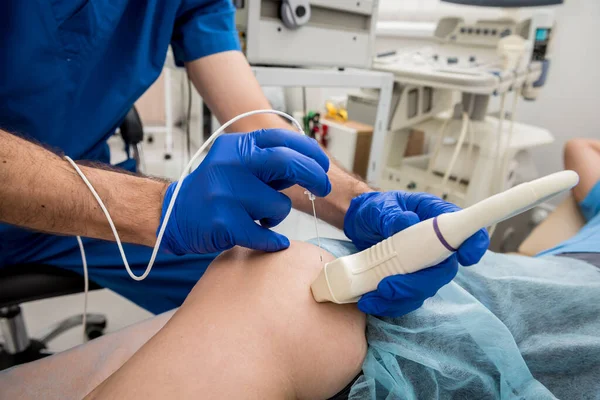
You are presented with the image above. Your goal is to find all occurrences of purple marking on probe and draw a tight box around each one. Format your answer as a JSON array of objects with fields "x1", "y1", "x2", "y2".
[{"x1": 433, "y1": 217, "x2": 457, "y2": 252}]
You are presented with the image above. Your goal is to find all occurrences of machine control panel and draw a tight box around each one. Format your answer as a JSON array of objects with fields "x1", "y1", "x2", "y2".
[
  {"x1": 435, "y1": 17, "x2": 519, "y2": 48},
  {"x1": 453, "y1": 22, "x2": 516, "y2": 45}
]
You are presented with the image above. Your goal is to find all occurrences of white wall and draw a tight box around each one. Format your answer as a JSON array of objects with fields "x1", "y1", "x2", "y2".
[{"x1": 516, "y1": 0, "x2": 600, "y2": 176}]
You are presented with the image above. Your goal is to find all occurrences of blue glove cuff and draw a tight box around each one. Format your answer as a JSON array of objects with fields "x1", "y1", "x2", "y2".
[
  {"x1": 157, "y1": 182, "x2": 188, "y2": 256},
  {"x1": 343, "y1": 192, "x2": 378, "y2": 247}
]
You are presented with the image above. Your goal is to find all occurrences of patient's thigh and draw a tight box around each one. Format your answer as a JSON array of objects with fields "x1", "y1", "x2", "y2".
[
  {"x1": 0, "y1": 311, "x2": 174, "y2": 400},
  {"x1": 87, "y1": 241, "x2": 367, "y2": 399}
]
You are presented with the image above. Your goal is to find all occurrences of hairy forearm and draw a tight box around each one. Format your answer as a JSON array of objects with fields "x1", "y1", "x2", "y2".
[
  {"x1": 0, "y1": 130, "x2": 167, "y2": 246},
  {"x1": 187, "y1": 51, "x2": 372, "y2": 230},
  {"x1": 282, "y1": 160, "x2": 372, "y2": 230}
]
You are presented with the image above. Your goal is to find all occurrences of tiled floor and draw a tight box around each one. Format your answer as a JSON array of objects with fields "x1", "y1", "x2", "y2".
[{"x1": 4, "y1": 128, "x2": 346, "y2": 353}]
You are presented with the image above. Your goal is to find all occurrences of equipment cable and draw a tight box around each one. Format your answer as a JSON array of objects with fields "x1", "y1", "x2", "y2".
[
  {"x1": 65, "y1": 109, "x2": 308, "y2": 341},
  {"x1": 442, "y1": 112, "x2": 470, "y2": 187}
]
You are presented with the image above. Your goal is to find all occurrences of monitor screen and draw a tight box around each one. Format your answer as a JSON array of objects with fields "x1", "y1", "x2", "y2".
[
  {"x1": 536, "y1": 28, "x2": 549, "y2": 41},
  {"x1": 442, "y1": 0, "x2": 563, "y2": 7}
]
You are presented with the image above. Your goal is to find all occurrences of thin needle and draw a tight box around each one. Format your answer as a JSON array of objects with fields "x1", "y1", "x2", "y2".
[
  {"x1": 305, "y1": 191, "x2": 324, "y2": 263},
  {"x1": 311, "y1": 198, "x2": 323, "y2": 263}
]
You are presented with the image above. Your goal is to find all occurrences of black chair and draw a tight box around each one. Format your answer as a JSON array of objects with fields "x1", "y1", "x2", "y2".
[
  {"x1": 0, "y1": 106, "x2": 145, "y2": 371},
  {"x1": 0, "y1": 265, "x2": 106, "y2": 370},
  {"x1": 119, "y1": 106, "x2": 145, "y2": 172}
]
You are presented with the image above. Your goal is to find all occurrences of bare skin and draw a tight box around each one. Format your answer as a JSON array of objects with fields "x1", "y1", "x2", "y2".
[
  {"x1": 0, "y1": 242, "x2": 366, "y2": 400},
  {"x1": 0, "y1": 51, "x2": 370, "y2": 246},
  {"x1": 564, "y1": 138, "x2": 600, "y2": 202},
  {"x1": 0, "y1": 311, "x2": 175, "y2": 400},
  {"x1": 0, "y1": 129, "x2": 167, "y2": 247},
  {"x1": 85, "y1": 241, "x2": 367, "y2": 400}
]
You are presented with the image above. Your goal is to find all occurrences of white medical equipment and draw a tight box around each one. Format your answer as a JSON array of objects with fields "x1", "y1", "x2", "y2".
[
  {"x1": 364, "y1": 0, "x2": 561, "y2": 208},
  {"x1": 64, "y1": 109, "x2": 321, "y2": 340},
  {"x1": 311, "y1": 170, "x2": 578, "y2": 304},
  {"x1": 443, "y1": 0, "x2": 562, "y2": 6},
  {"x1": 279, "y1": 0, "x2": 311, "y2": 29},
  {"x1": 234, "y1": 0, "x2": 379, "y2": 68}
]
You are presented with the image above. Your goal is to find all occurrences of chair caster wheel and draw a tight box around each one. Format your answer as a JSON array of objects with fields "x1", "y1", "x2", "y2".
[{"x1": 85, "y1": 322, "x2": 106, "y2": 341}]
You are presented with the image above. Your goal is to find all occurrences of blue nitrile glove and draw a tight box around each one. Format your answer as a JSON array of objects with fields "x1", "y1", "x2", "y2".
[
  {"x1": 344, "y1": 191, "x2": 489, "y2": 317},
  {"x1": 160, "y1": 129, "x2": 331, "y2": 254}
]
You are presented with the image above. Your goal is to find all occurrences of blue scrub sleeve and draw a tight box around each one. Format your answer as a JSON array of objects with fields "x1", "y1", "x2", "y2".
[
  {"x1": 171, "y1": 0, "x2": 241, "y2": 66},
  {"x1": 580, "y1": 180, "x2": 600, "y2": 222}
]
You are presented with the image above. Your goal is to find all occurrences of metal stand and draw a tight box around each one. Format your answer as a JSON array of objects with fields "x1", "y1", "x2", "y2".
[
  {"x1": 0, "y1": 305, "x2": 106, "y2": 371},
  {"x1": 0, "y1": 306, "x2": 30, "y2": 354},
  {"x1": 251, "y1": 66, "x2": 394, "y2": 186},
  {"x1": 164, "y1": 67, "x2": 173, "y2": 160}
]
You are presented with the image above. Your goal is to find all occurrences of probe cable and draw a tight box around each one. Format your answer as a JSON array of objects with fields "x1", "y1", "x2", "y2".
[
  {"x1": 500, "y1": 88, "x2": 520, "y2": 192},
  {"x1": 65, "y1": 109, "x2": 322, "y2": 340}
]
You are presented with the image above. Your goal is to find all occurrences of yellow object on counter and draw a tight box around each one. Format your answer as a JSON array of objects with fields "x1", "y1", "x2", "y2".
[{"x1": 325, "y1": 101, "x2": 348, "y2": 122}]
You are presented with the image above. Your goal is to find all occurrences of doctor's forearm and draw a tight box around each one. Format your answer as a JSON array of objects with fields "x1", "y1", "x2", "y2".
[
  {"x1": 0, "y1": 130, "x2": 166, "y2": 246},
  {"x1": 283, "y1": 162, "x2": 372, "y2": 230}
]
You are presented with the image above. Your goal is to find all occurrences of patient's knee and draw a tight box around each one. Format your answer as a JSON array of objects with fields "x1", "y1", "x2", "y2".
[{"x1": 191, "y1": 241, "x2": 367, "y2": 399}]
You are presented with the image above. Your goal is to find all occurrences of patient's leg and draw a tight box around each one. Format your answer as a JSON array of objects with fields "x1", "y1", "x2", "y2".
[
  {"x1": 0, "y1": 311, "x2": 174, "y2": 400},
  {"x1": 86, "y1": 241, "x2": 367, "y2": 399},
  {"x1": 564, "y1": 138, "x2": 600, "y2": 202}
]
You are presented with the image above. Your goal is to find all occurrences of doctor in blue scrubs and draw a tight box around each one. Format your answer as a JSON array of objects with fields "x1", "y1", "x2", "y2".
[{"x1": 0, "y1": 0, "x2": 489, "y2": 317}]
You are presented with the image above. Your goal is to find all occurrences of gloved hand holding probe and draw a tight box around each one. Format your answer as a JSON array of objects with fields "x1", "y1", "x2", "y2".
[
  {"x1": 160, "y1": 129, "x2": 331, "y2": 254},
  {"x1": 344, "y1": 191, "x2": 490, "y2": 317}
]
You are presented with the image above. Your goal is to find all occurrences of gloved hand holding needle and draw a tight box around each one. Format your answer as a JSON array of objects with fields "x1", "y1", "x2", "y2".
[
  {"x1": 157, "y1": 126, "x2": 489, "y2": 319},
  {"x1": 158, "y1": 128, "x2": 488, "y2": 319},
  {"x1": 159, "y1": 129, "x2": 331, "y2": 254}
]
